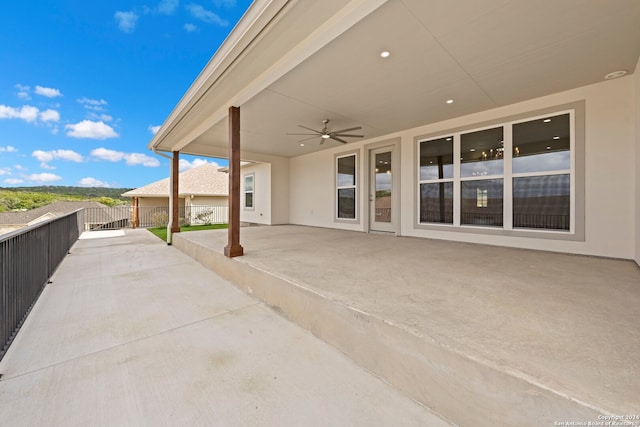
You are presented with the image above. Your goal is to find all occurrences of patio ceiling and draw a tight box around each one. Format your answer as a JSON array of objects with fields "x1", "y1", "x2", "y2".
[{"x1": 149, "y1": 0, "x2": 640, "y2": 161}]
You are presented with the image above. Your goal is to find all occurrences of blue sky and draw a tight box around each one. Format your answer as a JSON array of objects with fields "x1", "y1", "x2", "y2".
[{"x1": 0, "y1": 0, "x2": 252, "y2": 189}]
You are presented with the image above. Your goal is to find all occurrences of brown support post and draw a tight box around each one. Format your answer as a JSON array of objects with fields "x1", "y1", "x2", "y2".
[
  {"x1": 132, "y1": 197, "x2": 139, "y2": 228},
  {"x1": 224, "y1": 106, "x2": 244, "y2": 257},
  {"x1": 170, "y1": 151, "x2": 181, "y2": 233}
]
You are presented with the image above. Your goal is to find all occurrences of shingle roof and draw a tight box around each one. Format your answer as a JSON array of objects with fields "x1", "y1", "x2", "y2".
[
  {"x1": 122, "y1": 163, "x2": 229, "y2": 198},
  {"x1": 0, "y1": 201, "x2": 110, "y2": 225}
]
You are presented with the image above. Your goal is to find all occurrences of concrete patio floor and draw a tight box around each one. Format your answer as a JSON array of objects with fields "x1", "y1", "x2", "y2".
[
  {"x1": 0, "y1": 229, "x2": 449, "y2": 426},
  {"x1": 174, "y1": 225, "x2": 640, "y2": 427}
]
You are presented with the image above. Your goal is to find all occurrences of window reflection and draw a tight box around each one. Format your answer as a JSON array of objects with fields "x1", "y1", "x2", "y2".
[
  {"x1": 420, "y1": 182, "x2": 453, "y2": 224},
  {"x1": 338, "y1": 188, "x2": 355, "y2": 219},
  {"x1": 337, "y1": 155, "x2": 356, "y2": 187},
  {"x1": 461, "y1": 179, "x2": 503, "y2": 226},
  {"x1": 460, "y1": 127, "x2": 504, "y2": 177},
  {"x1": 420, "y1": 137, "x2": 453, "y2": 180},
  {"x1": 513, "y1": 174, "x2": 569, "y2": 230},
  {"x1": 513, "y1": 114, "x2": 570, "y2": 173}
]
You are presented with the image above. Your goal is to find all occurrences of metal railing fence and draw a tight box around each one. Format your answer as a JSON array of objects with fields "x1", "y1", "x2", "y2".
[
  {"x1": 1, "y1": 210, "x2": 84, "y2": 361},
  {"x1": 83, "y1": 205, "x2": 229, "y2": 230}
]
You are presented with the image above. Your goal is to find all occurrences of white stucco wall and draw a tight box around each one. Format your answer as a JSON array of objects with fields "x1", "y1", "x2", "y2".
[
  {"x1": 190, "y1": 196, "x2": 228, "y2": 207},
  {"x1": 138, "y1": 197, "x2": 185, "y2": 208},
  {"x1": 240, "y1": 162, "x2": 272, "y2": 224},
  {"x1": 289, "y1": 77, "x2": 637, "y2": 259},
  {"x1": 634, "y1": 56, "x2": 640, "y2": 266}
]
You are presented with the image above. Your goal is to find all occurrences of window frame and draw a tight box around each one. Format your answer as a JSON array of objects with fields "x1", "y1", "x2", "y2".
[
  {"x1": 243, "y1": 173, "x2": 255, "y2": 211},
  {"x1": 414, "y1": 101, "x2": 584, "y2": 241},
  {"x1": 334, "y1": 150, "x2": 359, "y2": 223}
]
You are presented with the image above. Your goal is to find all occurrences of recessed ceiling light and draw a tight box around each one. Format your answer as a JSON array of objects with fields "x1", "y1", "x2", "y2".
[
  {"x1": 543, "y1": 119, "x2": 551, "y2": 123},
  {"x1": 546, "y1": 146, "x2": 551, "y2": 150},
  {"x1": 446, "y1": 99, "x2": 454, "y2": 104},
  {"x1": 469, "y1": 148, "x2": 476, "y2": 152},
  {"x1": 446, "y1": 137, "x2": 452, "y2": 141},
  {"x1": 553, "y1": 136, "x2": 560, "y2": 140},
  {"x1": 604, "y1": 70, "x2": 627, "y2": 80},
  {"x1": 380, "y1": 51, "x2": 390, "y2": 58},
  {"x1": 300, "y1": 143, "x2": 305, "y2": 147}
]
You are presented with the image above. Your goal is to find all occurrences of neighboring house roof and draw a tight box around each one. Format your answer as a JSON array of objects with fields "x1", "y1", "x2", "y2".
[
  {"x1": 122, "y1": 163, "x2": 229, "y2": 198},
  {"x1": 0, "y1": 201, "x2": 110, "y2": 226}
]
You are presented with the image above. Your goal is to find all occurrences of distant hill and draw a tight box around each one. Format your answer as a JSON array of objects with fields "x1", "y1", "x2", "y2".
[{"x1": 0, "y1": 186, "x2": 133, "y2": 212}]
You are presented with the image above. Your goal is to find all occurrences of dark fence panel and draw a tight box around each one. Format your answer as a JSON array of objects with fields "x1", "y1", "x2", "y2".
[{"x1": 0, "y1": 210, "x2": 83, "y2": 362}]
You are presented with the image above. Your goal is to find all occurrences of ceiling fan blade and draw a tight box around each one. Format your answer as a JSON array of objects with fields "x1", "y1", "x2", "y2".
[
  {"x1": 333, "y1": 134, "x2": 364, "y2": 138},
  {"x1": 330, "y1": 136, "x2": 349, "y2": 144},
  {"x1": 298, "y1": 125, "x2": 323, "y2": 134},
  {"x1": 287, "y1": 132, "x2": 320, "y2": 136},
  {"x1": 331, "y1": 126, "x2": 362, "y2": 134},
  {"x1": 297, "y1": 135, "x2": 322, "y2": 143}
]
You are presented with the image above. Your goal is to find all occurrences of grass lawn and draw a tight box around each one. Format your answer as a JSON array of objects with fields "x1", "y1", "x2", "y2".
[{"x1": 148, "y1": 223, "x2": 228, "y2": 241}]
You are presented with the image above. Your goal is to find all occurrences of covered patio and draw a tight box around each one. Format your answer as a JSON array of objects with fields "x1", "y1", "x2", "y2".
[{"x1": 174, "y1": 225, "x2": 640, "y2": 426}]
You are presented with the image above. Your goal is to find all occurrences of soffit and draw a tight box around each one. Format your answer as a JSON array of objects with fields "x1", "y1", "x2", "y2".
[{"x1": 163, "y1": 0, "x2": 640, "y2": 160}]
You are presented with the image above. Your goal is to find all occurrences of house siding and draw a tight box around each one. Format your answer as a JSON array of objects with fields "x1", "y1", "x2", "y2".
[{"x1": 289, "y1": 77, "x2": 637, "y2": 259}]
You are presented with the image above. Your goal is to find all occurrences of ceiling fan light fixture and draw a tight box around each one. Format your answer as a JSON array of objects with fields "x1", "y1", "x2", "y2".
[
  {"x1": 321, "y1": 134, "x2": 331, "y2": 139},
  {"x1": 604, "y1": 70, "x2": 627, "y2": 80}
]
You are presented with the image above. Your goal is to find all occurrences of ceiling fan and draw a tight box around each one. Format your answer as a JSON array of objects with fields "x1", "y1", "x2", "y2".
[{"x1": 288, "y1": 119, "x2": 364, "y2": 144}]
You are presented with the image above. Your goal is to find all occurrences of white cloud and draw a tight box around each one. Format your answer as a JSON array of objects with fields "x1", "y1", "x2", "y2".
[
  {"x1": 40, "y1": 162, "x2": 56, "y2": 170},
  {"x1": 158, "y1": 0, "x2": 179, "y2": 14},
  {"x1": 148, "y1": 124, "x2": 161, "y2": 134},
  {"x1": 91, "y1": 147, "x2": 160, "y2": 167},
  {"x1": 179, "y1": 158, "x2": 219, "y2": 172},
  {"x1": 65, "y1": 120, "x2": 119, "y2": 139},
  {"x1": 40, "y1": 109, "x2": 60, "y2": 122},
  {"x1": 26, "y1": 173, "x2": 62, "y2": 183},
  {"x1": 0, "y1": 146, "x2": 17, "y2": 153},
  {"x1": 124, "y1": 153, "x2": 160, "y2": 167},
  {"x1": 4, "y1": 178, "x2": 24, "y2": 184},
  {"x1": 186, "y1": 4, "x2": 229, "y2": 26},
  {"x1": 34, "y1": 85, "x2": 62, "y2": 98},
  {"x1": 32, "y1": 149, "x2": 83, "y2": 163},
  {"x1": 78, "y1": 97, "x2": 108, "y2": 111},
  {"x1": 15, "y1": 84, "x2": 31, "y2": 100},
  {"x1": 184, "y1": 23, "x2": 198, "y2": 32},
  {"x1": 0, "y1": 105, "x2": 39, "y2": 122},
  {"x1": 0, "y1": 105, "x2": 59, "y2": 124},
  {"x1": 91, "y1": 147, "x2": 124, "y2": 162},
  {"x1": 88, "y1": 112, "x2": 113, "y2": 122},
  {"x1": 115, "y1": 11, "x2": 138, "y2": 33},
  {"x1": 14, "y1": 164, "x2": 26, "y2": 171},
  {"x1": 78, "y1": 177, "x2": 111, "y2": 187},
  {"x1": 0, "y1": 168, "x2": 12, "y2": 175}
]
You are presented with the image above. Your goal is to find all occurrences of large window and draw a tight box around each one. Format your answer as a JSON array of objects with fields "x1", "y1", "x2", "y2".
[
  {"x1": 417, "y1": 108, "x2": 576, "y2": 235},
  {"x1": 336, "y1": 153, "x2": 357, "y2": 220}
]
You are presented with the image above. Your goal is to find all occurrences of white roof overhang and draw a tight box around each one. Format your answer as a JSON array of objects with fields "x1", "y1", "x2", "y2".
[{"x1": 149, "y1": 0, "x2": 640, "y2": 161}]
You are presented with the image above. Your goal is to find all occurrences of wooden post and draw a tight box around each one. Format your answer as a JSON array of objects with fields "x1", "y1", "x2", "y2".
[
  {"x1": 224, "y1": 106, "x2": 244, "y2": 257},
  {"x1": 170, "y1": 151, "x2": 180, "y2": 234},
  {"x1": 132, "y1": 197, "x2": 139, "y2": 228}
]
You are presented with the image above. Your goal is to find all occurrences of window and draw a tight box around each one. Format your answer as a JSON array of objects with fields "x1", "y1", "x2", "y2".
[
  {"x1": 460, "y1": 127, "x2": 504, "y2": 227},
  {"x1": 512, "y1": 113, "x2": 570, "y2": 230},
  {"x1": 419, "y1": 137, "x2": 453, "y2": 224},
  {"x1": 336, "y1": 153, "x2": 357, "y2": 220},
  {"x1": 417, "y1": 106, "x2": 579, "y2": 237},
  {"x1": 244, "y1": 174, "x2": 254, "y2": 209}
]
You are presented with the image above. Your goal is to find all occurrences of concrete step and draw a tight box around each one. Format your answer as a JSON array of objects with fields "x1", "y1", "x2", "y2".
[{"x1": 174, "y1": 233, "x2": 613, "y2": 427}]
